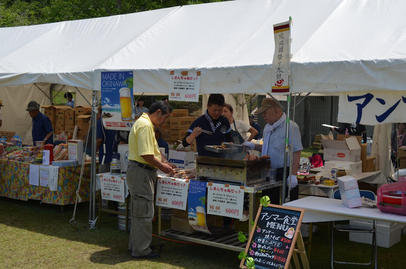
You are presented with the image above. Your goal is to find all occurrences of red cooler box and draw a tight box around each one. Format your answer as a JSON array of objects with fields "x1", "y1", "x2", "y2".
[{"x1": 377, "y1": 181, "x2": 406, "y2": 215}]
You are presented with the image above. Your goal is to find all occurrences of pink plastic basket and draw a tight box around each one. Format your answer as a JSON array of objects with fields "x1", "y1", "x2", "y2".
[{"x1": 377, "y1": 181, "x2": 406, "y2": 216}]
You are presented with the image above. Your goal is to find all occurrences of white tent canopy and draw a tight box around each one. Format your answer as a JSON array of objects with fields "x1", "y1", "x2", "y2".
[{"x1": 1, "y1": 0, "x2": 406, "y2": 94}]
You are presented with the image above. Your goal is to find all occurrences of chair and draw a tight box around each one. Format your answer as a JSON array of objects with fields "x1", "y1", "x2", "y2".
[{"x1": 330, "y1": 189, "x2": 377, "y2": 269}]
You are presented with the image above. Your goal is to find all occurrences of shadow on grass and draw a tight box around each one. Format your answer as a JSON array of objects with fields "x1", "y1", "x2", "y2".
[{"x1": 0, "y1": 197, "x2": 239, "y2": 268}]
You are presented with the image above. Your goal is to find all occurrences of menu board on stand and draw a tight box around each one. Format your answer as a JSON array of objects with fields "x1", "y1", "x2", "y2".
[{"x1": 240, "y1": 204, "x2": 306, "y2": 269}]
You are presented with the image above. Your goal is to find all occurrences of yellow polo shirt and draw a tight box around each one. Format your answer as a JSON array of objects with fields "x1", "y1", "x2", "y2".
[{"x1": 128, "y1": 113, "x2": 161, "y2": 165}]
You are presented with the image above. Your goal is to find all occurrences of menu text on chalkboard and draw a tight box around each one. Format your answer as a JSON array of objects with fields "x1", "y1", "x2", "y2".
[{"x1": 240, "y1": 204, "x2": 304, "y2": 269}]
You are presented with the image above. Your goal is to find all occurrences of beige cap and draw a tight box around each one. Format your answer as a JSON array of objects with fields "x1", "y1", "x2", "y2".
[{"x1": 257, "y1": 98, "x2": 282, "y2": 114}]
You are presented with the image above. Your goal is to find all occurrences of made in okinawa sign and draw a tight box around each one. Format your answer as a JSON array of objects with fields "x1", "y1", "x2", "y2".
[
  {"x1": 338, "y1": 91, "x2": 406, "y2": 125},
  {"x1": 240, "y1": 204, "x2": 303, "y2": 269},
  {"x1": 169, "y1": 70, "x2": 200, "y2": 102},
  {"x1": 271, "y1": 20, "x2": 291, "y2": 93}
]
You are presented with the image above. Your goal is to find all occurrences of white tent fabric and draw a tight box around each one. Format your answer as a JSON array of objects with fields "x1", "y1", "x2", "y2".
[{"x1": 1, "y1": 0, "x2": 406, "y2": 94}]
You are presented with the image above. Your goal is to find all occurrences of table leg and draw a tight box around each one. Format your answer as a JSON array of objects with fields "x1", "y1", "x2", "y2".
[{"x1": 158, "y1": 206, "x2": 162, "y2": 235}]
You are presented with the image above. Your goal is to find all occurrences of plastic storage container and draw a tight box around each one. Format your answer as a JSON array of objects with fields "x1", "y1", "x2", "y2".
[{"x1": 377, "y1": 181, "x2": 406, "y2": 215}]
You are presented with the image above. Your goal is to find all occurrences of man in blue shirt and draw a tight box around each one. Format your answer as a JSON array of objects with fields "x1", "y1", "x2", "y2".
[
  {"x1": 182, "y1": 94, "x2": 232, "y2": 157},
  {"x1": 27, "y1": 101, "x2": 53, "y2": 145},
  {"x1": 97, "y1": 106, "x2": 117, "y2": 172}
]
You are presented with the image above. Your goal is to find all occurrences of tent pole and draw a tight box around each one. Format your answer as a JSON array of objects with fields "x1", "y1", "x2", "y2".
[
  {"x1": 281, "y1": 93, "x2": 291, "y2": 204},
  {"x1": 89, "y1": 90, "x2": 98, "y2": 229},
  {"x1": 75, "y1": 87, "x2": 92, "y2": 106}
]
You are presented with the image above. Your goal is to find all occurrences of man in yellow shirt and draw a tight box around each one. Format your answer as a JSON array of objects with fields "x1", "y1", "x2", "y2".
[{"x1": 127, "y1": 101, "x2": 174, "y2": 259}]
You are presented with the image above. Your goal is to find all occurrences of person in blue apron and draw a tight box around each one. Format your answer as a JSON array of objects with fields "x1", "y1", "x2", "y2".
[
  {"x1": 222, "y1": 104, "x2": 258, "y2": 144},
  {"x1": 182, "y1": 94, "x2": 232, "y2": 156}
]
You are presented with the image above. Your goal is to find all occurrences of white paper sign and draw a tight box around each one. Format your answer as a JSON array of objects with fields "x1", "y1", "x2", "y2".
[
  {"x1": 338, "y1": 92, "x2": 406, "y2": 125},
  {"x1": 48, "y1": 166, "x2": 59, "y2": 191},
  {"x1": 39, "y1": 165, "x2": 49, "y2": 187},
  {"x1": 42, "y1": 150, "x2": 50, "y2": 165},
  {"x1": 169, "y1": 70, "x2": 200, "y2": 102},
  {"x1": 271, "y1": 20, "x2": 291, "y2": 93},
  {"x1": 100, "y1": 174, "x2": 125, "y2": 203},
  {"x1": 156, "y1": 177, "x2": 189, "y2": 210},
  {"x1": 207, "y1": 183, "x2": 244, "y2": 219},
  {"x1": 29, "y1": 164, "x2": 40, "y2": 186}
]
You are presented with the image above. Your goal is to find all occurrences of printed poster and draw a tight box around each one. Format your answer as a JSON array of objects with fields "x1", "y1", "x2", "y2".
[
  {"x1": 207, "y1": 183, "x2": 244, "y2": 219},
  {"x1": 156, "y1": 177, "x2": 189, "y2": 210},
  {"x1": 338, "y1": 91, "x2": 406, "y2": 125},
  {"x1": 99, "y1": 173, "x2": 126, "y2": 203},
  {"x1": 101, "y1": 71, "x2": 135, "y2": 130},
  {"x1": 187, "y1": 180, "x2": 210, "y2": 234},
  {"x1": 271, "y1": 20, "x2": 291, "y2": 93},
  {"x1": 169, "y1": 70, "x2": 200, "y2": 102}
]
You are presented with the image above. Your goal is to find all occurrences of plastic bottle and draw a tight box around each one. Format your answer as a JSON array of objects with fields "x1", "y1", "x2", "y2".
[{"x1": 110, "y1": 153, "x2": 121, "y2": 174}]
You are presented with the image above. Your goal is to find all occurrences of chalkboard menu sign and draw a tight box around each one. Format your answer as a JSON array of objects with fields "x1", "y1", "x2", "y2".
[{"x1": 240, "y1": 204, "x2": 304, "y2": 269}]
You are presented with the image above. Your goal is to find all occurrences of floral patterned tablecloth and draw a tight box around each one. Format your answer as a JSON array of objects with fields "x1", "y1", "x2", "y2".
[{"x1": 0, "y1": 159, "x2": 91, "y2": 205}]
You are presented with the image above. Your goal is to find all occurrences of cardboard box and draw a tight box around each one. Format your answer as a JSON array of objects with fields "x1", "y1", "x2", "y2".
[
  {"x1": 168, "y1": 150, "x2": 196, "y2": 169},
  {"x1": 64, "y1": 109, "x2": 75, "y2": 127},
  {"x1": 42, "y1": 105, "x2": 56, "y2": 124},
  {"x1": 170, "y1": 116, "x2": 195, "y2": 129},
  {"x1": 171, "y1": 109, "x2": 189, "y2": 117},
  {"x1": 322, "y1": 136, "x2": 361, "y2": 162},
  {"x1": 74, "y1": 106, "x2": 92, "y2": 116},
  {"x1": 68, "y1": 140, "x2": 84, "y2": 164},
  {"x1": 324, "y1": 160, "x2": 362, "y2": 175},
  {"x1": 349, "y1": 220, "x2": 403, "y2": 248},
  {"x1": 337, "y1": 176, "x2": 361, "y2": 208},
  {"x1": 398, "y1": 149, "x2": 406, "y2": 169}
]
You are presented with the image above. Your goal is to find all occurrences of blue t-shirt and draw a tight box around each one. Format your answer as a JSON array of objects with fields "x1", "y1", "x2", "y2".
[
  {"x1": 186, "y1": 111, "x2": 232, "y2": 157},
  {"x1": 157, "y1": 137, "x2": 169, "y2": 155},
  {"x1": 66, "y1": 101, "x2": 74, "y2": 108},
  {"x1": 32, "y1": 112, "x2": 53, "y2": 144},
  {"x1": 97, "y1": 118, "x2": 117, "y2": 164},
  {"x1": 251, "y1": 122, "x2": 262, "y2": 139}
]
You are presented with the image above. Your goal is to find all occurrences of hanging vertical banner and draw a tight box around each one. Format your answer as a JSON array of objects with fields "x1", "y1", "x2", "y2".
[
  {"x1": 169, "y1": 70, "x2": 200, "y2": 102},
  {"x1": 187, "y1": 180, "x2": 210, "y2": 234},
  {"x1": 271, "y1": 19, "x2": 291, "y2": 93},
  {"x1": 207, "y1": 183, "x2": 244, "y2": 219},
  {"x1": 338, "y1": 91, "x2": 406, "y2": 125},
  {"x1": 100, "y1": 71, "x2": 135, "y2": 130}
]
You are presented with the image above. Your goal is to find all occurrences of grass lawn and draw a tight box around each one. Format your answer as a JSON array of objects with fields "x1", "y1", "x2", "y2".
[{"x1": 0, "y1": 197, "x2": 405, "y2": 268}]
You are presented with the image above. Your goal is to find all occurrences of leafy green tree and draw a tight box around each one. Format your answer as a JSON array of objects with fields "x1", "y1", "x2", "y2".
[{"x1": 0, "y1": 0, "x2": 226, "y2": 27}]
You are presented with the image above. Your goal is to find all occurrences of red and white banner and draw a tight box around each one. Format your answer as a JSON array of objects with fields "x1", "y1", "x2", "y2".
[{"x1": 271, "y1": 20, "x2": 291, "y2": 93}]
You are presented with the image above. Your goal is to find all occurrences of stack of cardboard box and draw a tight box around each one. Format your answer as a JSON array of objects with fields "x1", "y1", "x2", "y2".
[
  {"x1": 162, "y1": 109, "x2": 195, "y2": 143},
  {"x1": 41, "y1": 105, "x2": 91, "y2": 140}
]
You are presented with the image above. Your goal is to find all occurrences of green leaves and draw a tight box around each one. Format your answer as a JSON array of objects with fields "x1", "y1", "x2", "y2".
[
  {"x1": 238, "y1": 251, "x2": 247, "y2": 260},
  {"x1": 260, "y1": 196, "x2": 270, "y2": 207},
  {"x1": 237, "y1": 231, "x2": 247, "y2": 243},
  {"x1": 246, "y1": 257, "x2": 255, "y2": 268}
]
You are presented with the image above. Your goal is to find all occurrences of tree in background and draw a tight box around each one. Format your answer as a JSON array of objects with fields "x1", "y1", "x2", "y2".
[{"x1": 0, "y1": 0, "x2": 225, "y2": 27}]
